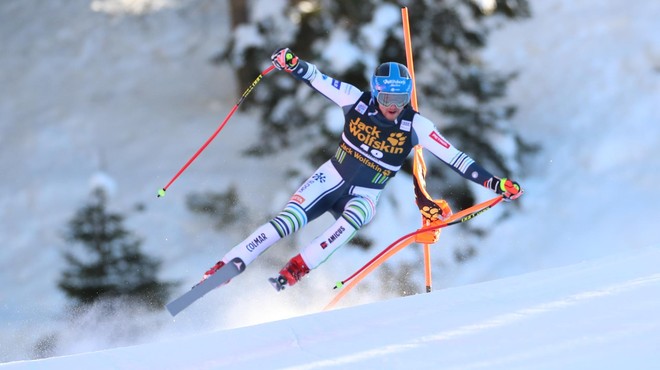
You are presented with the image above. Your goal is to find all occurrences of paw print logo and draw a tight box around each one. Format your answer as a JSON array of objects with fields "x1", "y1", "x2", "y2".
[
  {"x1": 313, "y1": 173, "x2": 326, "y2": 183},
  {"x1": 421, "y1": 206, "x2": 441, "y2": 221},
  {"x1": 386, "y1": 132, "x2": 406, "y2": 147}
]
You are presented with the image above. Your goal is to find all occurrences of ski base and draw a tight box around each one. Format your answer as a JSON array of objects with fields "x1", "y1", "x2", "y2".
[{"x1": 166, "y1": 258, "x2": 246, "y2": 317}]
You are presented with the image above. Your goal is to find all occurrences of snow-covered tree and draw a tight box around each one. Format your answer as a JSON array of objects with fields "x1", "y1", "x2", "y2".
[{"x1": 59, "y1": 188, "x2": 175, "y2": 309}]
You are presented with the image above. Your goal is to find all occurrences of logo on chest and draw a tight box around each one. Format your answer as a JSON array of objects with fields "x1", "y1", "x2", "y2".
[{"x1": 348, "y1": 117, "x2": 407, "y2": 155}]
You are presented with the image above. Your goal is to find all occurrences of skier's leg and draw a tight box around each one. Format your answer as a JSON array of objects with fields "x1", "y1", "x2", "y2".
[
  {"x1": 200, "y1": 221, "x2": 283, "y2": 284},
  {"x1": 219, "y1": 222, "x2": 283, "y2": 266},
  {"x1": 300, "y1": 194, "x2": 377, "y2": 269},
  {"x1": 212, "y1": 160, "x2": 346, "y2": 272},
  {"x1": 274, "y1": 189, "x2": 379, "y2": 288}
]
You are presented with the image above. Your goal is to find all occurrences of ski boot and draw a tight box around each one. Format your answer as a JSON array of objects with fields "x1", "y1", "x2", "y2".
[{"x1": 269, "y1": 254, "x2": 310, "y2": 291}]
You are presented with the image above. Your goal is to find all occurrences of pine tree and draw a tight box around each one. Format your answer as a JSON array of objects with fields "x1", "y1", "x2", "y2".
[{"x1": 59, "y1": 188, "x2": 174, "y2": 309}]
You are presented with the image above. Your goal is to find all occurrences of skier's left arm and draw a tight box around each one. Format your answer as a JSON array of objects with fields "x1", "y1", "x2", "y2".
[{"x1": 412, "y1": 115, "x2": 523, "y2": 200}]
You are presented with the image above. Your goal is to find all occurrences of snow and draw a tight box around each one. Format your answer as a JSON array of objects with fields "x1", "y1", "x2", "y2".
[
  {"x1": 1, "y1": 0, "x2": 660, "y2": 367},
  {"x1": 3, "y1": 246, "x2": 660, "y2": 369}
]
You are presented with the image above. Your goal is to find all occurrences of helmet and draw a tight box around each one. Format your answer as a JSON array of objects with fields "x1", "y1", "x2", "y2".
[{"x1": 371, "y1": 62, "x2": 412, "y2": 108}]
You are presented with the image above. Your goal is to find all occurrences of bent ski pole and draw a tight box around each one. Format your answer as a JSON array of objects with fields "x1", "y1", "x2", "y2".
[{"x1": 157, "y1": 65, "x2": 276, "y2": 198}]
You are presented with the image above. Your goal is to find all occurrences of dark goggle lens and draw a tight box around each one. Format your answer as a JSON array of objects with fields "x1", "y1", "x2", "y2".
[{"x1": 376, "y1": 92, "x2": 409, "y2": 108}]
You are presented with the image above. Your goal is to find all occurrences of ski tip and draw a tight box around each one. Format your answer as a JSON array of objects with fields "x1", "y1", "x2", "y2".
[{"x1": 157, "y1": 188, "x2": 166, "y2": 198}]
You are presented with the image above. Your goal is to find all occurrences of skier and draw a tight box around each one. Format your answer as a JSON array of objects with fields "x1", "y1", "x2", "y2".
[{"x1": 201, "y1": 48, "x2": 523, "y2": 291}]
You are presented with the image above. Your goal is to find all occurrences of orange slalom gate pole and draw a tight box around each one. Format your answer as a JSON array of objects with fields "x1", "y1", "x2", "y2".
[
  {"x1": 401, "y1": 7, "x2": 418, "y2": 111},
  {"x1": 402, "y1": 7, "x2": 434, "y2": 292},
  {"x1": 324, "y1": 196, "x2": 503, "y2": 310},
  {"x1": 335, "y1": 195, "x2": 503, "y2": 288}
]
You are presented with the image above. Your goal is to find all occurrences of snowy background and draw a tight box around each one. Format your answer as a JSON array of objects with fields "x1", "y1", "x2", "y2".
[{"x1": 1, "y1": 0, "x2": 659, "y2": 366}]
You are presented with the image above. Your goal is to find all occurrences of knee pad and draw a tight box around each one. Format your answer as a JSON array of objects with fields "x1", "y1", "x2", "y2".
[{"x1": 270, "y1": 202, "x2": 308, "y2": 237}]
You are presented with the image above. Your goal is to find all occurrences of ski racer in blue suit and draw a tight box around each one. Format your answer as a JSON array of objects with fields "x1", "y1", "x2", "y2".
[{"x1": 201, "y1": 48, "x2": 523, "y2": 290}]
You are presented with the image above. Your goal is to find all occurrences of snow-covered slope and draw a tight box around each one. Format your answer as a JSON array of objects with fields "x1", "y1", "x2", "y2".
[{"x1": 3, "y1": 246, "x2": 660, "y2": 370}]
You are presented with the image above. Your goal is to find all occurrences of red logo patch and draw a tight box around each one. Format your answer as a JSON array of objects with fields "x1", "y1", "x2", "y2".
[
  {"x1": 430, "y1": 131, "x2": 450, "y2": 149},
  {"x1": 291, "y1": 194, "x2": 305, "y2": 204}
]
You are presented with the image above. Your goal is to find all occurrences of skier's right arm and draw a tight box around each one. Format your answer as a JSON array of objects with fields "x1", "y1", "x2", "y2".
[{"x1": 271, "y1": 48, "x2": 361, "y2": 108}]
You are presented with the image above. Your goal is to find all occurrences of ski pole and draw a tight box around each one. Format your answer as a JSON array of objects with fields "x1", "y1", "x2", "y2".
[
  {"x1": 157, "y1": 65, "x2": 276, "y2": 198},
  {"x1": 334, "y1": 195, "x2": 504, "y2": 289}
]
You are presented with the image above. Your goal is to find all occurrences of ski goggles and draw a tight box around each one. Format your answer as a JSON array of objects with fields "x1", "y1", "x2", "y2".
[{"x1": 376, "y1": 92, "x2": 410, "y2": 108}]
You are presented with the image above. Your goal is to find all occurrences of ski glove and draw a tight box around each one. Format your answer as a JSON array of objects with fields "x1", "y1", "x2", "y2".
[
  {"x1": 271, "y1": 48, "x2": 300, "y2": 72},
  {"x1": 491, "y1": 177, "x2": 523, "y2": 201}
]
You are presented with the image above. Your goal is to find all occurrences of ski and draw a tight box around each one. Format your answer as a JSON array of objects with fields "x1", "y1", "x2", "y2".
[{"x1": 165, "y1": 258, "x2": 246, "y2": 317}]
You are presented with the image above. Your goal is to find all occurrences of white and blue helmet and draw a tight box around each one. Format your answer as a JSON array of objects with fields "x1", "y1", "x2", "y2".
[{"x1": 371, "y1": 62, "x2": 413, "y2": 108}]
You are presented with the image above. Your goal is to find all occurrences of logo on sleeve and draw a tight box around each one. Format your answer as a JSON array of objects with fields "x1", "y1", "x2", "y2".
[
  {"x1": 291, "y1": 194, "x2": 305, "y2": 204},
  {"x1": 430, "y1": 131, "x2": 450, "y2": 149}
]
